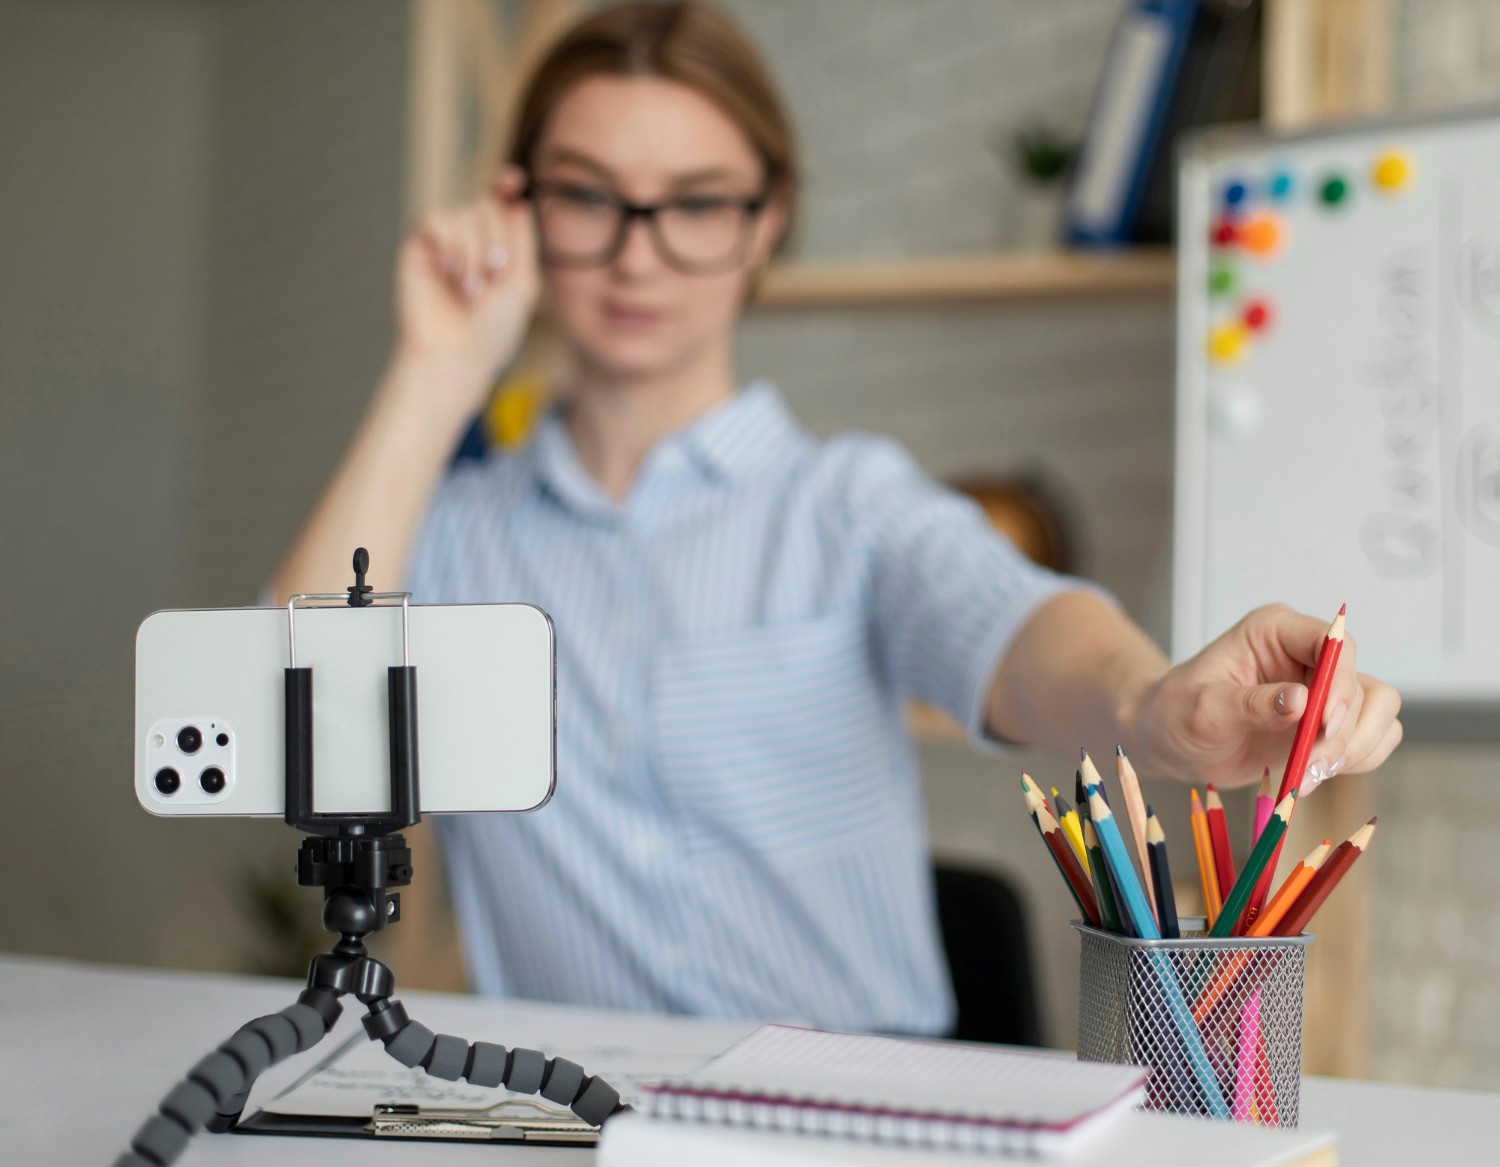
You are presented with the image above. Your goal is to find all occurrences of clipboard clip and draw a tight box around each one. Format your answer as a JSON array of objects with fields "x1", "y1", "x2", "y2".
[{"x1": 368, "y1": 1098, "x2": 599, "y2": 1142}]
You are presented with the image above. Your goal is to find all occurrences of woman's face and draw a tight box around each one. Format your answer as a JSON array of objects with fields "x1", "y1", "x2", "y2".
[{"x1": 529, "y1": 74, "x2": 785, "y2": 383}]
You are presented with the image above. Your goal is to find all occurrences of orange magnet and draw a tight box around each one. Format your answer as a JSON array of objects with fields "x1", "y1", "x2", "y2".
[{"x1": 1237, "y1": 213, "x2": 1283, "y2": 256}]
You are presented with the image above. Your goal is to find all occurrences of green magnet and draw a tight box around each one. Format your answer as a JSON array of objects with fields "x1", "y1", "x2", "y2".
[
  {"x1": 1208, "y1": 263, "x2": 1236, "y2": 297},
  {"x1": 1319, "y1": 175, "x2": 1350, "y2": 207}
]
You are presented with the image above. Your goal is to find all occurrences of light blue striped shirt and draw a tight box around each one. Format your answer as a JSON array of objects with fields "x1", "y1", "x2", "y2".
[{"x1": 407, "y1": 381, "x2": 1081, "y2": 1034}]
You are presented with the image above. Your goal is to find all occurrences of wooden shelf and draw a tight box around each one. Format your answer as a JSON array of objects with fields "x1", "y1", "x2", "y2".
[{"x1": 756, "y1": 248, "x2": 1174, "y2": 309}]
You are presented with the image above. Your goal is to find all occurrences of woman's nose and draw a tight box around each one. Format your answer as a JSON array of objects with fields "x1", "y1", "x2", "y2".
[{"x1": 612, "y1": 212, "x2": 665, "y2": 277}]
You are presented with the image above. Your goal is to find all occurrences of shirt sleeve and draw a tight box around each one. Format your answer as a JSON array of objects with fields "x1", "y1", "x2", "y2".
[{"x1": 836, "y1": 435, "x2": 1110, "y2": 749}]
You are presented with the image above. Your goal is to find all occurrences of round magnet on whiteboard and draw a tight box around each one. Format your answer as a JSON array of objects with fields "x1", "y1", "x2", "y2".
[
  {"x1": 1208, "y1": 323, "x2": 1249, "y2": 363},
  {"x1": 1319, "y1": 174, "x2": 1350, "y2": 207},
  {"x1": 1243, "y1": 298, "x2": 1272, "y2": 331},
  {"x1": 1268, "y1": 170, "x2": 1294, "y2": 200},
  {"x1": 1238, "y1": 213, "x2": 1283, "y2": 256},
  {"x1": 1223, "y1": 179, "x2": 1250, "y2": 207},
  {"x1": 1212, "y1": 219, "x2": 1238, "y2": 247},
  {"x1": 1209, "y1": 385, "x2": 1264, "y2": 441},
  {"x1": 1372, "y1": 149, "x2": 1414, "y2": 192},
  {"x1": 1209, "y1": 262, "x2": 1237, "y2": 297}
]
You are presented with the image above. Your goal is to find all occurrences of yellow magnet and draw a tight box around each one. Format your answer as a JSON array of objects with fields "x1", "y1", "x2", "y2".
[
  {"x1": 1208, "y1": 323, "x2": 1249, "y2": 364},
  {"x1": 1372, "y1": 150, "x2": 1414, "y2": 193}
]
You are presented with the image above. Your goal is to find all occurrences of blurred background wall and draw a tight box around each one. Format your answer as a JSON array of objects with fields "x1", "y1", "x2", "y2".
[{"x1": 3, "y1": 0, "x2": 1500, "y2": 1088}]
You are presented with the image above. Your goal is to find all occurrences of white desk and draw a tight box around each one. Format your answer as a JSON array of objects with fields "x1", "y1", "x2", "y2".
[{"x1": 0, "y1": 954, "x2": 1492, "y2": 1166}]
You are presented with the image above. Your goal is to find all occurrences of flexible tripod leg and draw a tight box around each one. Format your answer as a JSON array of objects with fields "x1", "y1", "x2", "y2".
[
  {"x1": 113, "y1": 946, "x2": 627, "y2": 1166},
  {"x1": 113, "y1": 989, "x2": 340, "y2": 1167}
]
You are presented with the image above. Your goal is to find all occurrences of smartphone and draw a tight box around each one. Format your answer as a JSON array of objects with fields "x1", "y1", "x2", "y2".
[{"x1": 135, "y1": 603, "x2": 555, "y2": 817}]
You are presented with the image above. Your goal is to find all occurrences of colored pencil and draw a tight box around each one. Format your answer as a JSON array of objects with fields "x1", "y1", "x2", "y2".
[
  {"x1": 1205, "y1": 784, "x2": 1237, "y2": 907},
  {"x1": 1249, "y1": 606, "x2": 1346, "y2": 917},
  {"x1": 1019, "y1": 771, "x2": 1047, "y2": 837},
  {"x1": 1210, "y1": 793, "x2": 1294, "y2": 938},
  {"x1": 1254, "y1": 1026, "x2": 1279, "y2": 1125},
  {"x1": 1083, "y1": 818, "x2": 1124, "y2": 933},
  {"x1": 1189, "y1": 788, "x2": 1223, "y2": 927},
  {"x1": 1074, "y1": 769, "x2": 1088, "y2": 812},
  {"x1": 1234, "y1": 988, "x2": 1261, "y2": 1122},
  {"x1": 1052, "y1": 788, "x2": 1088, "y2": 869},
  {"x1": 1252, "y1": 767, "x2": 1274, "y2": 843},
  {"x1": 1116, "y1": 746, "x2": 1156, "y2": 923},
  {"x1": 1080, "y1": 750, "x2": 1106, "y2": 803},
  {"x1": 1037, "y1": 803, "x2": 1103, "y2": 927},
  {"x1": 1272, "y1": 818, "x2": 1377, "y2": 937},
  {"x1": 1247, "y1": 839, "x2": 1331, "y2": 938},
  {"x1": 1086, "y1": 788, "x2": 1158, "y2": 940},
  {"x1": 1146, "y1": 807, "x2": 1180, "y2": 939}
]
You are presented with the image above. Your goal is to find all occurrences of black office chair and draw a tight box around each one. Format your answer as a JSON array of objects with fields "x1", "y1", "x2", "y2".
[{"x1": 933, "y1": 861, "x2": 1046, "y2": 1047}]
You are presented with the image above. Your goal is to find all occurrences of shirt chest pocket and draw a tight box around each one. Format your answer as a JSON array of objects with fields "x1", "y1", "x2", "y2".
[{"x1": 649, "y1": 610, "x2": 906, "y2": 864}]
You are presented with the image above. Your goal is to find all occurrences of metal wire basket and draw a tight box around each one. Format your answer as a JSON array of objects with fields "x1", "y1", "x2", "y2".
[{"x1": 1073, "y1": 919, "x2": 1313, "y2": 1127}]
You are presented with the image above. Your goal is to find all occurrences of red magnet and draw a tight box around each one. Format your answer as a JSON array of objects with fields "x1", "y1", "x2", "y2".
[
  {"x1": 1243, "y1": 298, "x2": 1272, "y2": 331},
  {"x1": 1212, "y1": 219, "x2": 1238, "y2": 246}
]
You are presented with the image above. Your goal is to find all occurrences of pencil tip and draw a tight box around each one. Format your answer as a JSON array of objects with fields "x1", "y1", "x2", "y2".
[
  {"x1": 1368, "y1": 815, "x2": 1378, "y2": 825},
  {"x1": 1079, "y1": 747, "x2": 1088, "y2": 761},
  {"x1": 1115, "y1": 744, "x2": 1125, "y2": 757},
  {"x1": 1207, "y1": 782, "x2": 1217, "y2": 792},
  {"x1": 1338, "y1": 602, "x2": 1347, "y2": 615}
]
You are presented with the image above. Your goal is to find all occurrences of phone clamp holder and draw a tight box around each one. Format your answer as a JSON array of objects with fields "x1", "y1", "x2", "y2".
[{"x1": 114, "y1": 551, "x2": 627, "y2": 1167}]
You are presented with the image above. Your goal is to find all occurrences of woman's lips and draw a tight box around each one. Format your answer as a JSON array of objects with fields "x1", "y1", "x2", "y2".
[{"x1": 602, "y1": 303, "x2": 664, "y2": 329}]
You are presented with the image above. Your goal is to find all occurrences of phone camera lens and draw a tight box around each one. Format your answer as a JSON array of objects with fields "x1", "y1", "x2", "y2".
[
  {"x1": 177, "y1": 726, "x2": 203, "y2": 754},
  {"x1": 215, "y1": 732, "x2": 229, "y2": 747},
  {"x1": 154, "y1": 768, "x2": 181, "y2": 795},
  {"x1": 200, "y1": 767, "x2": 226, "y2": 795}
]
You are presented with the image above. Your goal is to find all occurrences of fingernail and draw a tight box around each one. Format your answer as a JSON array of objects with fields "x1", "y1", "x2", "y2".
[
  {"x1": 1327, "y1": 755, "x2": 1347, "y2": 779},
  {"x1": 1305, "y1": 757, "x2": 1327, "y2": 784},
  {"x1": 1301, "y1": 771, "x2": 1324, "y2": 794},
  {"x1": 1275, "y1": 688, "x2": 1289, "y2": 714},
  {"x1": 1324, "y1": 703, "x2": 1348, "y2": 741},
  {"x1": 484, "y1": 245, "x2": 509, "y2": 272}
]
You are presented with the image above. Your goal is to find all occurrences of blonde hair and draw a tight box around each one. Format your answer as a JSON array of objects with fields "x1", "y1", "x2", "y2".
[{"x1": 508, "y1": 1, "x2": 798, "y2": 248}]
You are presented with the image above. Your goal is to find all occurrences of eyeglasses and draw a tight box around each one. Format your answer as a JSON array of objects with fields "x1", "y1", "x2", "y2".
[{"x1": 522, "y1": 178, "x2": 769, "y2": 274}]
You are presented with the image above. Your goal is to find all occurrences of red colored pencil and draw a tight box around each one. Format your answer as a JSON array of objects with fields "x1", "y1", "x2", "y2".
[
  {"x1": 1205, "y1": 784, "x2": 1236, "y2": 906},
  {"x1": 1276, "y1": 605, "x2": 1347, "y2": 803},
  {"x1": 1272, "y1": 817, "x2": 1377, "y2": 936},
  {"x1": 1249, "y1": 605, "x2": 1346, "y2": 919},
  {"x1": 1038, "y1": 804, "x2": 1103, "y2": 928}
]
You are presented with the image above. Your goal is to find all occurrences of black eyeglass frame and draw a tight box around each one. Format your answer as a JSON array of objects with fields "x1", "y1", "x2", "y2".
[{"x1": 520, "y1": 177, "x2": 772, "y2": 274}]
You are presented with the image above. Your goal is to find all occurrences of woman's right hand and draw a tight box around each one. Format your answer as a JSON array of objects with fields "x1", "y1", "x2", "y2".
[{"x1": 393, "y1": 165, "x2": 541, "y2": 418}]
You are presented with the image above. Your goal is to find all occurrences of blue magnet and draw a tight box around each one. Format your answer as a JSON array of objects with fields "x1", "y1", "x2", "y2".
[
  {"x1": 1223, "y1": 179, "x2": 1250, "y2": 207},
  {"x1": 1268, "y1": 170, "x2": 1294, "y2": 200}
]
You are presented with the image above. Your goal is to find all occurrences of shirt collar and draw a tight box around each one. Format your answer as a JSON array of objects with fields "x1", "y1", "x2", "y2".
[{"x1": 528, "y1": 380, "x2": 803, "y2": 519}]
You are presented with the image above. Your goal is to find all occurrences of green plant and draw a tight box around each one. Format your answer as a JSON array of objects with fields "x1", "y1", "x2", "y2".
[{"x1": 1006, "y1": 124, "x2": 1077, "y2": 185}]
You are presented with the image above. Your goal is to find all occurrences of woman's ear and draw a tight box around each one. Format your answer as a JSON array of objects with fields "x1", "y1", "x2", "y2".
[{"x1": 748, "y1": 182, "x2": 793, "y2": 265}]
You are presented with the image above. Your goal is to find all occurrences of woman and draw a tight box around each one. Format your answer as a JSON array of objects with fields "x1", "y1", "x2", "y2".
[{"x1": 271, "y1": 1, "x2": 1400, "y2": 1034}]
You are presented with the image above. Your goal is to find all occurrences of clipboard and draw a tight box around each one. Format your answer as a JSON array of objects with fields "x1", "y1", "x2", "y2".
[{"x1": 233, "y1": 1032, "x2": 600, "y2": 1146}]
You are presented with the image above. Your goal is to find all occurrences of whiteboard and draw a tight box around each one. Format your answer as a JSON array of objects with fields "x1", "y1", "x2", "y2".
[{"x1": 1174, "y1": 106, "x2": 1500, "y2": 708}]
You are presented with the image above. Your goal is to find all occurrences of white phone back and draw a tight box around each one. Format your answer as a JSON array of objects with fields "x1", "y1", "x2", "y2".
[{"x1": 135, "y1": 603, "x2": 555, "y2": 816}]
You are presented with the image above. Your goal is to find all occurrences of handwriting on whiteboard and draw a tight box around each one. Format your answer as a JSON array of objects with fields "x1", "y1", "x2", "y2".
[{"x1": 1360, "y1": 246, "x2": 1441, "y2": 580}]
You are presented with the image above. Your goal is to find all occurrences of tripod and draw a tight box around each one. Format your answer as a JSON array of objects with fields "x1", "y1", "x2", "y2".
[{"x1": 114, "y1": 553, "x2": 627, "y2": 1167}]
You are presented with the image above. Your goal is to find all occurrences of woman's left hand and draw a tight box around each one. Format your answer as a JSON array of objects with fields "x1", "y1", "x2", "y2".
[{"x1": 1130, "y1": 604, "x2": 1402, "y2": 789}]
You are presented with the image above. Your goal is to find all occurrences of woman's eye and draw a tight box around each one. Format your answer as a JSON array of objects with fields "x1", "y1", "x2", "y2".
[
  {"x1": 673, "y1": 196, "x2": 735, "y2": 216},
  {"x1": 556, "y1": 184, "x2": 616, "y2": 210}
]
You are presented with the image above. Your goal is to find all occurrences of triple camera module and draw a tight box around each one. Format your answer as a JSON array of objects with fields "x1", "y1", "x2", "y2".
[{"x1": 148, "y1": 719, "x2": 234, "y2": 802}]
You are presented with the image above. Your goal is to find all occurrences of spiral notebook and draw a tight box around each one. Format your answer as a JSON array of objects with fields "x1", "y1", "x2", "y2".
[{"x1": 638, "y1": 1025, "x2": 1148, "y2": 1156}]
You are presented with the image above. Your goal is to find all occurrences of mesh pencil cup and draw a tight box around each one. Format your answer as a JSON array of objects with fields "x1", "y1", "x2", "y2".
[{"x1": 1073, "y1": 919, "x2": 1313, "y2": 1127}]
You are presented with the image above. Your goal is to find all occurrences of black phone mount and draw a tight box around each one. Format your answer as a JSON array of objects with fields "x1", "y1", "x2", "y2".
[
  {"x1": 285, "y1": 545, "x2": 420, "y2": 939},
  {"x1": 113, "y1": 551, "x2": 627, "y2": 1167}
]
